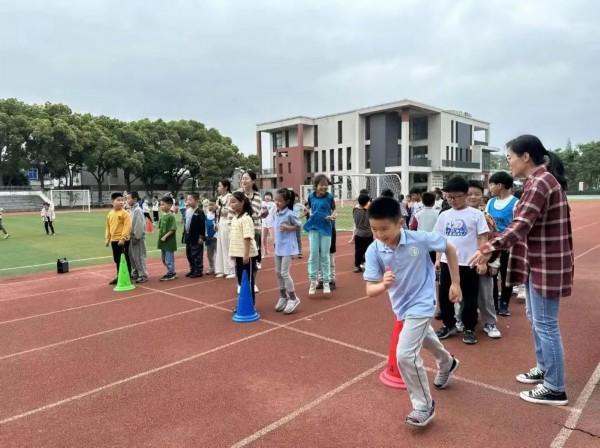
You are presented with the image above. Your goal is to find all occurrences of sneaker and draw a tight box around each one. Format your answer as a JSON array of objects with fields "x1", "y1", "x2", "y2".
[
  {"x1": 462, "y1": 330, "x2": 478, "y2": 345},
  {"x1": 516, "y1": 367, "x2": 545, "y2": 384},
  {"x1": 517, "y1": 285, "x2": 526, "y2": 302},
  {"x1": 298, "y1": 253, "x2": 303, "y2": 258},
  {"x1": 283, "y1": 298, "x2": 301, "y2": 314},
  {"x1": 189, "y1": 272, "x2": 203, "y2": 278},
  {"x1": 135, "y1": 276, "x2": 148, "y2": 284},
  {"x1": 498, "y1": 303, "x2": 511, "y2": 316},
  {"x1": 256, "y1": 262, "x2": 262, "y2": 270},
  {"x1": 109, "y1": 277, "x2": 118, "y2": 285},
  {"x1": 159, "y1": 274, "x2": 171, "y2": 281},
  {"x1": 434, "y1": 357, "x2": 460, "y2": 389},
  {"x1": 323, "y1": 283, "x2": 331, "y2": 294},
  {"x1": 483, "y1": 323, "x2": 502, "y2": 338},
  {"x1": 225, "y1": 273, "x2": 236, "y2": 279},
  {"x1": 353, "y1": 266, "x2": 362, "y2": 273},
  {"x1": 455, "y1": 320, "x2": 465, "y2": 333},
  {"x1": 519, "y1": 384, "x2": 568, "y2": 406},
  {"x1": 3, "y1": 234, "x2": 9, "y2": 239},
  {"x1": 185, "y1": 272, "x2": 194, "y2": 277},
  {"x1": 436, "y1": 326, "x2": 457, "y2": 340},
  {"x1": 330, "y1": 280, "x2": 337, "y2": 290},
  {"x1": 254, "y1": 285, "x2": 259, "y2": 293},
  {"x1": 275, "y1": 297, "x2": 287, "y2": 312},
  {"x1": 405, "y1": 401, "x2": 435, "y2": 427},
  {"x1": 309, "y1": 281, "x2": 318, "y2": 295},
  {"x1": 316, "y1": 281, "x2": 323, "y2": 290},
  {"x1": 215, "y1": 273, "x2": 225, "y2": 278}
]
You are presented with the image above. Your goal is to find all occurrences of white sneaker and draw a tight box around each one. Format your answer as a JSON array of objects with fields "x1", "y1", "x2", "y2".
[
  {"x1": 256, "y1": 262, "x2": 262, "y2": 270},
  {"x1": 483, "y1": 323, "x2": 502, "y2": 338},
  {"x1": 225, "y1": 273, "x2": 236, "y2": 279},
  {"x1": 308, "y1": 281, "x2": 318, "y2": 295},
  {"x1": 254, "y1": 285, "x2": 259, "y2": 293},
  {"x1": 275, "y1": 297, "x2": 287, "y2": 312},
  {"x1": 215, "y1": 273, "x2": 225, "y2": 278},
  {"x1": 323, "y1": 283, "x2": 331, "y2": 294},
  {"x1": 517, "y1": 285, "x2": 526, "y2": 302},
  {"x1": 283, "y1": 298, "x2": 301, "y2": 314},
  {"x1": 455, "y1": 320, "x2": 465, "y2": 333}
]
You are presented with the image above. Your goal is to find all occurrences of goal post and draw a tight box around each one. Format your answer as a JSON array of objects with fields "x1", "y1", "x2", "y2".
[{"x1": 49, "y1": 189, "x2": 91, "y2": 212}]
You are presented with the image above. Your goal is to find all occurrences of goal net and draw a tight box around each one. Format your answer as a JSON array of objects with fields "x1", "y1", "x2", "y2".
[{"x1": 49, "y1": 189, "x2": 91, "y2": 212}]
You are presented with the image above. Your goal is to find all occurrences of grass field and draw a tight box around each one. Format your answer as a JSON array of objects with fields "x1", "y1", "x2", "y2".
[{"x1": 0, "y1": 208, "x2": 355, "y2": 277}]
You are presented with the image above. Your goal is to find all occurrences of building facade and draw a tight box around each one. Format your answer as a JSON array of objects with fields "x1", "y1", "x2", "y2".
[{"x1": 256, "y1": 99, "x2": 497, "y2": 194}]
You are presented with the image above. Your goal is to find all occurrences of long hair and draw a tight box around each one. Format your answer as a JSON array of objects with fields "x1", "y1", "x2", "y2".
[
  {"x1": 243, "y1": 170, "x2": 259, "y2": 192},
  {"x1": 277, "y1": 188, "x2": 296, "y2": 210},
  {"x1": 506, "y1": 134, "x2": 567, "y2": 190},
  {"x1": 219, "y1": 179, "x2": 231, "y2": 193},
  {"x1": 231, "y1": 191, "x2": 252, "y2": 217}
]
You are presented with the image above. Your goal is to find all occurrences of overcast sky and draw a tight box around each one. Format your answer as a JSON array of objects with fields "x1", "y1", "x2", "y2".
[{"x1": 1, "y1": 0, "x2": 598, "y2": 157}]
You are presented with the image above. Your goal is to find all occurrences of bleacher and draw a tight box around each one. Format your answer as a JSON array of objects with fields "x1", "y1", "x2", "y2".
[{"x1": 0, "y1": 193, "x2": 45, "y2": 211}]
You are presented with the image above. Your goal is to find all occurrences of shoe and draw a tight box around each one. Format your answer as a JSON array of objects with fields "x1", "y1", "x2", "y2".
[
  {"x1": 185, "y1": 272, "x2": 193, "y2": 277},
  {"x1": 189, "y1": 273, "x2": 203, "y2": 278},
  {"x1": 405, "y1": 401, "x2": 435, "y2": 427},
  {"x1": 330, "y1": 281, "x2": 336, "y2": 290},
  {"x1": 436, "y1": 326, "x2": 457, "y2": 340},
  {"x1": 237, "y1": 285, "x2": 240, "y2": 294},
  {"x1": 283, "y1": 298, "x2": 301, "y2": 314},
  {"x1": 256, "y1": 262, "x2": 262, "y2": 270},
  {"x1": 455, "y1": 320, "x2": 465, "y2": 333},
  {"x1": 159, "y1": 274, "x2": 170, "y2": 281},
  {"x1": 483, "y1": 323, "x2": 502, "y2": 338},
  {"x1": 353, "y1": 266, "x2": 362, "y2": 273},
  {"x1": 160, "y1": 273, "x2": 177, "y2": 281},
  {"x1": 316, "y1": 281, "x2": 323, "y2": 290},
  {"x1": 275, "y1": 297, "x2": 288, "y2": 312},
  {"x1": 3, "y1": 234, "x2": 9, "y2": 239},
  {"x1": 254, "y1": 285, "x2": 259, "y2": 293},
  {"x1": 135, "y1": 277, "x2": 148, "y2": 284},
  {"x1": 225, "y1": 273, "x2": 236, "y2": 279},
  {"x1": 298, "y1": 253, "x2": 303, "y2": 258},
  {"x1": 215, "y1": 273, "x2": 225, "y2": 278},
  {"x1": 462, "y1": 330, "x2": 478, "y2": 345},
  {"x1": 434, "y1": 357, "x2": 460, "y2": 389},
  {"x1": 323, "y1": 283, "x2": 331, "y2": 294},
  {"x1": 309, "y1": 281, "x2": 318, "y2": 295},
  {"x1": 516, "y1": 367, "x2": 545, "y2": 384},
  {"x1": 109, "y1": 277, "x2": 118, "y2": 285},
  {"x1": 519, "y1": 384, "x2": 568, "y2": 406},
  {"x1": 497, "y1": 305, "x2": 511, "y2": 316},
  {"x1": 517, "y1": 285, "x2": 526, "y2": 302}
]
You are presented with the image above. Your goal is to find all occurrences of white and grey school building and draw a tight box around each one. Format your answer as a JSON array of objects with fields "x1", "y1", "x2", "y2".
[{"x1": 256, "y1": 99, "x2": 497, "y2": 195}]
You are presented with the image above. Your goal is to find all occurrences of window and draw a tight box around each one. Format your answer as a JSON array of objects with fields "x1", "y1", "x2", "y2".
[
  {"x1": 330, "y1": 148, "x2": 334, "y2": 171},
  {"x1": 365, "y1": 144, "x2": 371, "y2": 169},
  {"x1": 274, "y1": 132, "x2": 283, "y2": 149},
  {"x1": 446, "y1": 146, "x2": 449, "y2": 160},
  {"x1": 338, "y1": 148, "x2": 343, "y2": 171},
  {"x1": 314, "y1": 125, "x2": 318, "y2": 147},
  {"x1": 288, "y1": 162, "x2": 291, "y2": 173},
  {"x1": 411, "y1": 116, "x2": 428, "y2": 140},
  {"x1": 455, "y1": 121, "x2": 459, "y2": 144},
  {"x1": 365, "y1": 116, "x2": 370, "y2": 140},
  {"x1": 322, "y1": 151, "x2": 326, "y2": 172},
  {"x1": 346, "y1": 147, "x2": 352, "y2": 170},
  {"x1": 451, "y1": 120, "x2": 454, "y2": 143},
  {"x1": 27, "y1": 167, "x2": 39, "y2": 180},
  {"x1": 412, "y1": 145, "x2": 428, "y2": 159},
  {"x1": 279, "y1": 163, "x2": 283, "y2": 174},
  {"x1": 284, "y1": 130, "x2": 289, "y2": 147},
  {"x1": 305, "y1": 153, "x2": 311, "y2": 173},
  {"x1": 337, "y1": 120, "x2": 342, "y2": 144},
  {"x1": 314, "y1": 151, "x2": 319, "y2": 172}
]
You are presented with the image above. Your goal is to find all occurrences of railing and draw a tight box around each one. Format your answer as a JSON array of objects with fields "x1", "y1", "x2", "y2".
[
  {"x1": 473, "y1": 140, "x2": 488, "y2": 146},
  {"x1": 260, "y1": 168, "x2": 277, "y2": 177},
  {"x1": 410, "y1": 158, "x2": 431, "y2": 167},
  {"x1": 442, "y1": 160, "x2": 480, "y2": 169}
]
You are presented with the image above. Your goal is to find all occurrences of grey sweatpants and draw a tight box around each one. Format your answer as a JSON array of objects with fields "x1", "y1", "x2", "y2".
[
  {"x1": 129, "y1": 238, "x2": 148, "y2": 278},
  {"x1": 205, "y1": 238, "x2": 216, "y2": 273},
  {"x1": 396, "y1": 316, "x2": 454, "y2": 411},
  {"x1": 274, "y1": 255, "x2": 295, "y2": 293},
  {"x1": 478, "y1": 275, "x2": 497, "y2": 326}
]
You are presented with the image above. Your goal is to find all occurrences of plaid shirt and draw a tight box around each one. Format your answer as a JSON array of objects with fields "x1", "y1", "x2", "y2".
[{"x1": 482, "y1": 165, "x2": 574, "y2": 298}]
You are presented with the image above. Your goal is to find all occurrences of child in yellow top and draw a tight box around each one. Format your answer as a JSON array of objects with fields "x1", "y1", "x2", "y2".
[{"x1": 105, "y1": 192, "x2": 132, "y2": 285}]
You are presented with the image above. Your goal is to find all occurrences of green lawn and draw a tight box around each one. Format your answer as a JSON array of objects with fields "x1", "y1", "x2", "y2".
[{"x1": 0, "y1": 207, "x2": 354, "y2": 277}]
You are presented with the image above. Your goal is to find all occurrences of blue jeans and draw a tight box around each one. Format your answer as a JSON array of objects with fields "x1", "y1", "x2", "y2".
[
  {"x1": 525, "y1": 277, "x2": 565, "y2": 392},
  {"x1": 161, "y1": 250, "x2": 175, "y2": 275},
  {"x1": 308, "y1": 231, "x2": 331, "y2": 282}
]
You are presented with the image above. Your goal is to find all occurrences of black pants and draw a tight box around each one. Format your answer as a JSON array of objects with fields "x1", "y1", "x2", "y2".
[
  {"x1": 153, "y1": 211, "x2": 159, "y2": 222},
  {"x1": 439, "y1": 263, "x2": 479, "y2": 331},
  {"x1": 235, "y1": 256, "x2": 257, "y2": 304},
  {"x1": 44, "y1": 219, "x2": 55, "y2": 235},
  {"x1": 254, "y1": 232, "x2": 262, "y2": 263},
  {"x1": 493, "y1": 250, "x2": 512, "y2": 310},
  {"x1": 354, "y1": 235, "x2": 373, "y2": 268},
  {"x1": 111, "y1": 241, "x2": 131, "y2": 276},
  {"x1": 186, "y1": 242, "x2": 204, "y2": 274}
]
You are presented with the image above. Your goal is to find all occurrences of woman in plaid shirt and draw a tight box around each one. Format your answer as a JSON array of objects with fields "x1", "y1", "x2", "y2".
[{"x1": 470, "y1": 134, "x2": 573, "y2": 406}]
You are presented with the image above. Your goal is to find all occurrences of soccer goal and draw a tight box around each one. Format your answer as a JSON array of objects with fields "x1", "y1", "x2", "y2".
[
  {"x1": 301, "y1": 174, "x2": 402, "y2": 206},
  {"x1": 49, "y1": 189, "x2": 91, "y2": 212}
]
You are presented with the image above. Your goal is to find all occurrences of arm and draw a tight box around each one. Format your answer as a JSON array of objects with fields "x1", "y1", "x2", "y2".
[
  {"x1": 105, "y1": 214, "x2": 111, "y2": 246},
  {"x1": 198, "y1": 212, "x2": 206, "y2": 244},
  {"x1": 444, "y1": 243, "x2": 462, "y2": 303},
  {"x1": 119, "y1": 212, "x2": 132, "y2": 246},
  {"x1": 243, "y1": 237, "x2": 251, "y2": 264},
  {"x1": 366, "y1": 269, "x2": 395, "y2": 297},
  {"x1": 161, "y1": 215, "x2": 176, "y2": 242},
  {"x1": 132, "y1": 210, "x2": 145, "y2": 240}
]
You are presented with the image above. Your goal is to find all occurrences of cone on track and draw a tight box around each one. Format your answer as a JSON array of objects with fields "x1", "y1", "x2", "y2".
[
  {"x1": 146, "y1": 219, "x2": 154, "y2": 234},
  {"x1": 232, "y1": 270, "x2": 260, "y2": 323},
  {"x1": 379, "y1": 319, "x2": 407, "y2": 389},
  {"x1": 113, "y1": 253, "x2": 135, "y2": 292}
]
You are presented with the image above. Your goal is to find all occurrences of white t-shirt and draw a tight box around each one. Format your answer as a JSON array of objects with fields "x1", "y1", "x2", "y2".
[
  {"x1": 434, "y1": 207, "x2": 489, "y2": 265},
  {"x1": 261, "y1": 201, "x2": 277, "y2": 228}
]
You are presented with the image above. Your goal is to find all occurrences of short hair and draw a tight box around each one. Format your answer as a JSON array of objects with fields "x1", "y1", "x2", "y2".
[
  {"x1": 368, "y1": 197, "x2": 401, "y2": 221},
  {"x1": 443, "y1": 176, "x2": 469, "y2": 193},
  {"x1": 489, "y1": 171, "x2": 514, "y2": 190},
  {"x1": 187, "y1": 193, "x2": 200, "y2": 201},
  {"x1": 313, "y1": 174, "x2": 331, "y2": 188},
  {"x1": 421, "y1": 192, "x2": 435, "y2": 207},
  {"x1": 357, "y1": 193, "x2": 370, "y2": 207},
  {"x1": 468, "y1": 180, "x2": 484, "y2": 192},
  {"x1": 209, "y1": 198, "x2": 217, "y2": 203},
  {"x1": 398, "y1": 194, "x2": 404, "y2": 202},
  {"x1": 130, "y1": 191, "x2": 140, "y2": 201},
  {"x1": 380, "y1": 189, "x2": 395, "y2": 198},
  {"x1": 359, "y1": 189, "x2": 369, "y2": 195},
  {"x1": 161, "y1": 196, "x2": 174, "y2": 206},
  {"x1": 111, "y1": 192, "x2": 123, "y2": 201},
  {"x1": 264, "y1": 191, "x2": 273, "y2": 199},
  {"x1": 409, "y1": 187, "x2": 422, "y2": 195}
]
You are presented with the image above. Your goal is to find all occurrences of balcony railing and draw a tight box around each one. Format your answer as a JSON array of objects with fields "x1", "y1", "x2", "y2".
[
  {"x1": 442, "y1": 160, "x2": 480, "y2": 169},
  {"x1": 260, "y1": 168, "x2": 277, "y2": 177},
  {"x1": 410, "y1": 158, "x2": 431, "y2": 167}
]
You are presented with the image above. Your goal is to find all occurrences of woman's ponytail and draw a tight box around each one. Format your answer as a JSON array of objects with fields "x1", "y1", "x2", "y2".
[{"x1": 545, "y1": 151, "x2": 568, "y2": 191}]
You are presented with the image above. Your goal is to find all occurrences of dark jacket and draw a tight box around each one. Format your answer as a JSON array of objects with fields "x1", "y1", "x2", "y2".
[{"x1": 185, "y1": 208, "x2": 206, "y2": 245}]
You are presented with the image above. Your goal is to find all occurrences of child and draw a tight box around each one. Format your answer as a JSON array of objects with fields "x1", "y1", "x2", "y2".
[
  {"x1": 178, "y1": 195, "x2": 186, "y2": 223},
  {"x1": 0, "y1": 208, "x2": 9, "y2": 239},
  {"x1": 364, "y1": 196, "x2": 461, "y2": 427},
  {"x1": 105, "y1": 192, "x2": 133, "y2": 285},
  {"x1": 352, "y1": 192, "x2": 372, "y2": 273},
  {"x1": 407, "y1": 187, "x2": 424, "y2": 228},
  {"x1": 152, "y1": 196, "x2": 160, "y2": 223},
  {"x1": 273, "y1": 188, "x2": 302, "y2": 314},
  {"x1": 184, "y1": 193, "x2": 206, "y2": 278},
  {"x1": 434, "y1": 176, "x2": 489, "y2": 345},
  {"x1": 261, "y1": 192, "x2": 276, "y2": 257},
  {"x1": 292, "y1": 194, "x2": 305, "y2": 258},
  {"x1": 466, "y1": 181, "x2": 501, "y2": 338},
  {"x1": 158, "y1": 196, "x2": 178, "y2": 281},
  {"x1": 142, "y1": 199, "x2": 152, "y2": 223},
  {"x1": 229, "y1": 191, "x2": 259, "y2": 304},
  {"x1": 410, "y1": 192, "x2": 440, "y2": 263},
  {"x1": 304, "y1": 174, "x2": 336, "y2": 295},
  {"x1": 40, "y1": 202, "x2": 56, "y2": 235},
  {"x1": 127, "y1": 192, "x2": 148, "y2": 283},
  {"x1": 204, "y1": 199, "x2": 217, "y2": 275}
]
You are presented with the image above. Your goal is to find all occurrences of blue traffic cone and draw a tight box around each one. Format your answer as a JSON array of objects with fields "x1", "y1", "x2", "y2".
[{"x1": 232, "y1": 270, "x2": 260, "y2": 323}]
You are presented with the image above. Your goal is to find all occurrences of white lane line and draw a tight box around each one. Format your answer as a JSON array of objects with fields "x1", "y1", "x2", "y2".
[
  {"x1": 230, "y1": 361, "x2": 387, "y2": 448},
  {"x1": 574, "y1": 243, "x2": 600, "y2": 260},
  {"x1": 550, "y1": 361, "x2": 600, "y2": 448},
  {"x1": 573, "y1": 222, "x2": 599, "y2": 232}
]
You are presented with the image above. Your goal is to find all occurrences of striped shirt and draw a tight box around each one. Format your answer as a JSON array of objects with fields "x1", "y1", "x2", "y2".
[
  {"x1": 482, "y1": 165, "x2": 574, "y2": 298},
  {"x1": 216, "y1": 193, "x2": 235, "y2": 223},
  {"x1": 240, "y1": 190, "x2": 263, "y2": 233}
]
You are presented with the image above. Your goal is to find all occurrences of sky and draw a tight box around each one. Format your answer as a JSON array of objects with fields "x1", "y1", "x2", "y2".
[{"x1": 1, "y1": 0, "x2": 598, "y2": 157}]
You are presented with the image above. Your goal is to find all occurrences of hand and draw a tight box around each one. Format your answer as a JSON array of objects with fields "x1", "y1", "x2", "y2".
[
  {"x1": 435, "y1": 261, "x2": 440, "y2": 272},
  {"x1": 382, "y1": 267, "x2": 396, "y2": 290},
  {"x1": 198, "y1": 239, "x2": 204, "y2": 245},
  {"x1": 105, "y1": 240, "x2": 110, "y2": 247},
  {"x1": 243, "y1": 256, "x2": 250, "y2": 265},
  {"x1": 161, "y1": 236, "x2": 167, "y2": 242},
  {"x1": 118, "y1": 240, "x2": 125, "y2": 247},
  {"x1": 348, "y1": 236, "x2": 354, "y2": 244},
  {"x1": 449, "y1": 282, "x2": 462, "y2": 303},
  {"x1": 476, "y1": 263, "x2": 488, "y2": 275},
  {"x1": 469, "y1": 250, "x2": 491, "y2": 267}
]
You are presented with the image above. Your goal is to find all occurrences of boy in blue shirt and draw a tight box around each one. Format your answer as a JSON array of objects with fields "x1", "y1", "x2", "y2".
[{"x1": 364, "y1": 197, "x2": 462, "y2": 427}]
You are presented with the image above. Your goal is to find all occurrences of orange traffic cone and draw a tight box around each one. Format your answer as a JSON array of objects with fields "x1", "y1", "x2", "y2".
[
  {"x1": 379, "y1": 319, "x2": 407, "y2": 389},
  {"x1": 146, "y1": 219, "x2": 154, "y2": 234}
]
